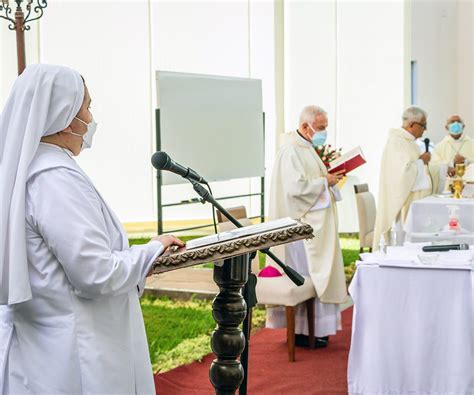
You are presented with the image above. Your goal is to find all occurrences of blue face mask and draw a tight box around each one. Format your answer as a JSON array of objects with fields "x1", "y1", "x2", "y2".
[
  {"x1": 448, "y1": 122, "x2": 463, "y2": 135},
  {"x1": 311, "y1": 132, "x2": 327, "y2": 147},
  {"x1": 308, "y1": 124, "x2": 328, "y2": 146}
]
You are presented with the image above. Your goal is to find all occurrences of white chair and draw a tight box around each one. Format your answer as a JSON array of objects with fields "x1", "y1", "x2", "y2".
[
  {"x1": 256, "y1": 275, "x2": 316, "y2": 361},
  {"x1": 354, "y1": 183, "x2": 376, "y2": 252},
  {"x1": 216, "y1": 206, "x2": 316, "y2": 362}
]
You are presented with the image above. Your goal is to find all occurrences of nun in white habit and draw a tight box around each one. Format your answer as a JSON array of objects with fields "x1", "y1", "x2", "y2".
[{"x1": 0, "y1": 64, "x2": 184, "y2": 394}]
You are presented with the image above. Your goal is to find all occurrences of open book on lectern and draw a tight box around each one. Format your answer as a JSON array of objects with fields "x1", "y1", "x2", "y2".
[
  {"x1": 152, "y1": 218, "x2": 314, "y2": 274},
  {"x1": 186, "y1": 217, "x2": 297, "y2": 250}
]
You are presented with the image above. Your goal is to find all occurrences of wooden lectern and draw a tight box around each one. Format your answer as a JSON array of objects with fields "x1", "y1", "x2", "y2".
[{"x1": 152, "y1": 219, "x2": 314, "y2": 395}]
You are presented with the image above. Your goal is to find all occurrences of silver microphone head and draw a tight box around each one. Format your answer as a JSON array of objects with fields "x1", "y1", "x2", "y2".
[{"x1": 460, "y1": 243, "x2": 470, "y2": 250}]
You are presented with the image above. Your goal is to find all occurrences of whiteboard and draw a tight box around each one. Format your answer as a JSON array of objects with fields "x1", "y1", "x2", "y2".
[{"x1": 156, "y1": 71, "x2": 265, "y2": 185}]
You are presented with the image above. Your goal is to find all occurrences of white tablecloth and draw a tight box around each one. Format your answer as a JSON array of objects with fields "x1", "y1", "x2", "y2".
[
  {"x1": 348, "y1": 262, "x2": 474, "y2": 395},
  {"x1": 404, "y1": 196, "x2": 474, "y2": 244}
]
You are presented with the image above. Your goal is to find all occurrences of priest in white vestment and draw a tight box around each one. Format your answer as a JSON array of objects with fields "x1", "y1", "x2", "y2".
[
  {"x1": 267, "y1": 105, "x2": 348, "y2": 347},
  {"x1": 373, "y1": 106, "x2": 445, "y2": 250},
  {"x1": 432, "y1": 115, "x2": 474, "y2": 180},
  {"x1": 0, "y1": 64, "x2": 184, "y2": 394}
]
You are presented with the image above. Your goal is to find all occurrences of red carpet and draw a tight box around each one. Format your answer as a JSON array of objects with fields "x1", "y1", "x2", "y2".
[{"x1": 155, "y1": 307, "x2": 352, "y2": 394}]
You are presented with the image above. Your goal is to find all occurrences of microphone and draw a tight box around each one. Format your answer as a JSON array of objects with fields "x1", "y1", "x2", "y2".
[
  {"x1": 422, "y1": 243, "x2": 469, "y2": 252},
  {"x1": 151, "y1": 151, "x2": 207, "y2": 184},
  {"x1": 423, "y1": 137, "x2": 430, "y2": 153}
]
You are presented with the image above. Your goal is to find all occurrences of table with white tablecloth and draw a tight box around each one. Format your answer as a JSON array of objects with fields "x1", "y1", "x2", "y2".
[
  {"x1": 347, "y1": 256, "x2": 474, "y2": 395},
  {"x1": 404, "y1": 196, "x2": 474, "y2": 244}
]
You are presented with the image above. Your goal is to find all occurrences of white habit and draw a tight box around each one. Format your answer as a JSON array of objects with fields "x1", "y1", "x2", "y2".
[
  {"x1": 0, "y1": 65, "x2": 162, "y2": 394},
  {"x1": 431, "y1": 133, "x2": 474, "y2": 167},
  {"x1": 267, "y1": 131, "x2": 348, "y2": 337},
  {"x1": 0, "y1": 144, "x2": 162, "y2": 394}
]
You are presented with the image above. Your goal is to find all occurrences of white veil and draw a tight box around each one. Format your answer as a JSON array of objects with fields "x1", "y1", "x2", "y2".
[{"x1": 0, "y1": 64, "x2": 85, "y2": 305}]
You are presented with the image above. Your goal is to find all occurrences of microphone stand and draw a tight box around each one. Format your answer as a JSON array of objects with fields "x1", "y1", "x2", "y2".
[
  {"x1": 189, "y1": 180, "x2": 305, "y2": 395},
  {"x1": 190, "y1": 181, "x2": 305, "y2": 286}
]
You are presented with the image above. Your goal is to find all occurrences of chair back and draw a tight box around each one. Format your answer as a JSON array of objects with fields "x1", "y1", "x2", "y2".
[{"x1": 354, "y1": 184, "x2": 376, "y2": 248}]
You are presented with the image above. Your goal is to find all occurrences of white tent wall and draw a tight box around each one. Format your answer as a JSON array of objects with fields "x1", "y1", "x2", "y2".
[
  {"x1": 282, "y1": 0, "x2": 406, "y2": 231},
  {"x1": 150, "y1": 0, "x2": 275, "y2": 223},
  {"x1": 457, "y1": 0, "x2": 474, "y2": 133},
  {"x1": 39, "y1": 0, "x2": 154, "y2": 223},
  {"x1": 411, "y1": 0, "x2": 469, "y2": 143},
  {"x1": 335, "y1": 0, "x2": 406, "y2": 232},
  {"x1": 283, "y1": 0, "x2": 337, "y2": 138},
  {"x1": 0, "y1": 0, "x2": 275, "y2": 225},
  {"x1": 0, "y1": 0, "x2": 470, "y2": 229}
]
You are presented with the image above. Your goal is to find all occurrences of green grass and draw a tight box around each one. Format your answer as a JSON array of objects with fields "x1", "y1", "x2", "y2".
[
  {"x1": 140, "y1": 297, "x2": 216, "y2": 372},
  {"x1": 140, "y1": 296, "x2": 266, "y2": 373}
]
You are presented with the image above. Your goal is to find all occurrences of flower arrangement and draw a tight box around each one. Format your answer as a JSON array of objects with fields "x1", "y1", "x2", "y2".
[{"x1": 314, "y1": 144, "x2": 342, "y2": 168}]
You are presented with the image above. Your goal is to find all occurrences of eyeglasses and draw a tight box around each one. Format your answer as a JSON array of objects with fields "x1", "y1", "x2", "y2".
[{"x1": 413, "y1": 122, "x2": 427, "y2": 130}]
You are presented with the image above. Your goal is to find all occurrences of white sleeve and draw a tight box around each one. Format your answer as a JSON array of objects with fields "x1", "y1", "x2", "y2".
[
  {"x1": 28, "y1": 168, "x2": 164, "y2": 299},
  {"x1": 411, "y1": 159, "x2": 431, "y2": 192},
  {"x1": 309, "y1": 178, "x2": 331, "y2": 211},
  {"x1": 330, "y1": 184, "x2": 343, "y2": 202},
  {"x1": 436, "y1": 164, "x2": 449, "y2": 194}
]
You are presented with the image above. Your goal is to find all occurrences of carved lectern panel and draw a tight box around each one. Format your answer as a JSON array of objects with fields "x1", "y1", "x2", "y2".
[{"x1": 152, "y1": 221, "x2": 314, "y2": 274}]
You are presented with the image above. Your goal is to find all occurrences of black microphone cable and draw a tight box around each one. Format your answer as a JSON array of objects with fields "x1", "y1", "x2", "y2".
[{"x1": 205, "y1": 182, "x2": 218, "y2": 234}]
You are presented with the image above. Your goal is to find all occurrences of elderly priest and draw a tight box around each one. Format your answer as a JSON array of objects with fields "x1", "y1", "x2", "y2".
[
  {"x1": 267, "y1": 105, "x2": 348, "y2": 348},
  {"x1": 432, "y1": 114, "x2": 474, "y2": 170},
  {"x1": 373, "y1": 106, "x2": 446, "y2": 250}
]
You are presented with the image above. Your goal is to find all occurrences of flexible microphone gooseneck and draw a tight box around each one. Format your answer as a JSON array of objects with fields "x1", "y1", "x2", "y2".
[{"x1": 151, "y1": 151, "x2": 207, "y2": 184}]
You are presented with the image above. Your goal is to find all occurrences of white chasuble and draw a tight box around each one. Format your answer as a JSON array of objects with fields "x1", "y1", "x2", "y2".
[
  {"x1": 432, "y1": 134, "x2": 474, "y2": 167},
  {"x1": 372, "y1": 128, "x2": 440, "y2": 250},
  {"x1": 268, "y1": 131, "x2": 348, "y2": 305},
  {"x1": 0, "y1": 143, "x2": 162, "y2": 394}
]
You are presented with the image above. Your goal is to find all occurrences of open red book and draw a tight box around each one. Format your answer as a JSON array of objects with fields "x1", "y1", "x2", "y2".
[{"x1": 328, "y1": 146, "x2": 366, "y2": 175}]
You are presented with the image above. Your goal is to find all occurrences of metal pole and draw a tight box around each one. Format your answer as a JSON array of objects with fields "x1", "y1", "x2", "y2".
[
  {"x1": 14, "y1": 5, "x2": 25, "y2": 75},
  {"x1": 155, "y1": 109, "x2": 163, "y2": 234}
]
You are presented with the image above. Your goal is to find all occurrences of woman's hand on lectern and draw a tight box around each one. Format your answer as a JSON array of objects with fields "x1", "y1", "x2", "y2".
[{"x1": 153, "y1": 234, "x2": 185, "y2": 251}]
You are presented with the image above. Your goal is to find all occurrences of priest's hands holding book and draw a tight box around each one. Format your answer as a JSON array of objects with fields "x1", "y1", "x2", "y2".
[{"x1": 326, "y1": 170, "x2": 345, "y2": 186}]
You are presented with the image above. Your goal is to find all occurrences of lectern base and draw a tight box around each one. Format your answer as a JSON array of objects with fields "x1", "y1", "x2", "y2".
[{"x1": 209, "y1": 254, "x2": 249, "y2": 394}]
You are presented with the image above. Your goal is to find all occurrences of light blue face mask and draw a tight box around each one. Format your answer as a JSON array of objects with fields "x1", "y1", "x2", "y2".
[
  {"x1": 308, "y1": 124, "x2": 327, "y2": 146},
  {"x1": 448, "y1": 122, "x2": 463, "y2": 135}
]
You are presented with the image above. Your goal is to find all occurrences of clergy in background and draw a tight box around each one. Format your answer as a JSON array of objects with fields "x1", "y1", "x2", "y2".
[
  {"x1": 267, "y1": 105, "x2": 348, "y2": 348},
  {"x1": 432, "y1": 115, "x2": 474, "y2": 170},
  {"x1": 373, "y1": 106, "x2": 444, "y2": 250}
]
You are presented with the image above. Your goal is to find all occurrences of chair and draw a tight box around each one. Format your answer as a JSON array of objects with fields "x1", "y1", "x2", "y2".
[
  {"x1": 354, "y1": 183, "x2": 376, "y2": 253},
  {"x1": 216, "y1": 206, "x2": 316, "y2": 362}
]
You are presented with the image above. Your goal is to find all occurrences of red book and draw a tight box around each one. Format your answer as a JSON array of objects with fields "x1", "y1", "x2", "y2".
[{"x1": 328, "y1": 146, "x2": 366, "y2": 175}]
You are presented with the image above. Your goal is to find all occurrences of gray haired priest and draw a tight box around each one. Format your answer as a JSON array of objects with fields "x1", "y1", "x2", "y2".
[
  {"x1": 267, "y1": 105, "x2": 348, "y2": 347},
  {"x1": 372, "y1": 106, "x2": 446, "y2": 250}
]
